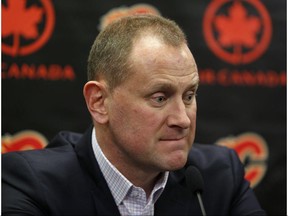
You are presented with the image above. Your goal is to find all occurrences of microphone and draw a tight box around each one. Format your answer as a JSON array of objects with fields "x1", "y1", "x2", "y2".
[{"x1": 185, "y1": 166, "x2": 207, "y2": 216}]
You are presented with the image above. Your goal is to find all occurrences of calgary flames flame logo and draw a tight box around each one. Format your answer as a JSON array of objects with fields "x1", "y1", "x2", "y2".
[
  {"x1": 99, "y1": 4, "x2": 161, "y2": 30},
  {"x1": 216, "y1": 132, "x2": 268, "y2": 188},
  {"x1": 2, "y1": 130, "x2": 48, "y2": 153}
]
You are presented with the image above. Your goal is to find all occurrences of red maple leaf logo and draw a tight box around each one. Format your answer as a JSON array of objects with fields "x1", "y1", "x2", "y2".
[
  {"x1": 2, "y1": 0, "x2": 43, "y2": 55},
  {"x1": 214, "y1": 2, "x2": 261, "y2": 48}
]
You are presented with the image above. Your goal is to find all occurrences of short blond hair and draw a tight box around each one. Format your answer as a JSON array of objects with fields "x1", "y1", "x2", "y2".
[{"x1": 87, "y1": 15, "x2": 187, "y2": 90}]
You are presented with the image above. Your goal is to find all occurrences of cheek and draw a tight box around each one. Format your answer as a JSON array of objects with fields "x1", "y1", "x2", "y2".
[
  {"x1": 111, "y1": 102, "x2": 162, "y2": 138},
  {"x1": 130, "y1": 106, "x2": 163, "y2": 136},
  {"x1": 111, "y1": 105, "x2": 164, "y2": 158},
  {"x1": 130, "y1": 109, "x2": 166, "y2": 154},
  {"x1": 187, "y1": 100, "x2": 197, "y2": 119},
  {"x1": 187, "y1": 102, "x2": 197, "y2": 139}
]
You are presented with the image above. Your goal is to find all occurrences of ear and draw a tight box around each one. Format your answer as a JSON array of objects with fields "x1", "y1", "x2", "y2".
[{"x1": 83, "y1": 81, "x2": 109, "y2": 124}]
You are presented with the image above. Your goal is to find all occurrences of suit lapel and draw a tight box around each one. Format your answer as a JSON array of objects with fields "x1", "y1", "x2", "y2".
[
  {"x1": 155, "y1": 169, "x2": 203, "y2": 215},
  {"x1": 74, "y1": 126, "x2": 120, "y2": 216}
]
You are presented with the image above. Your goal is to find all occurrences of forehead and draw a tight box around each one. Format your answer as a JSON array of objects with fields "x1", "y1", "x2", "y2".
[
  {"x1": 130, "y1": 35, "x2": 196, "y2": 70},
  {"x1": 126, "y1": 35, "x2": 198, "y2": 87}
]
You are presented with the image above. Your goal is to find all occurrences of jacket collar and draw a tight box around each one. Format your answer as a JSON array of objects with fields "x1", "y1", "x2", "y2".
[{"x1": 74, "y1": 125, "x2": 121, "y2": 215}]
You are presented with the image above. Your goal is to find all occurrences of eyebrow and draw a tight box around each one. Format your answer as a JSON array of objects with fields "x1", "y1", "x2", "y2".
[
  {"x1": 145, "y1": 77, "x2": 200, "y2": 94},
  {"x1": 147, "y1": 83, "x2": 176, "y2": 94}
]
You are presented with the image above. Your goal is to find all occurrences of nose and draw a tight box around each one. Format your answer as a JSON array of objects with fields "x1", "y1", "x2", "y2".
[{"x1": 166, "y1": 99, "x2": 191, "y2": 129}]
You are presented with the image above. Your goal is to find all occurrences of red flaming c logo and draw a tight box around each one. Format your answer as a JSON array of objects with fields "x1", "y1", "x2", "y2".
[
  {"x1": 216, "y1": 132, "x2": 268, "y2": 188},
  {"x1": 2, "y1": 130, "x2": 48, "y2": 153},
  {"x1": 99, "y1": 4, "x2": 161, "y2": 30}
]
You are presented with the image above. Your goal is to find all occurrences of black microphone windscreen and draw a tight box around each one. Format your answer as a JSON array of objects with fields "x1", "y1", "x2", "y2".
[{"x1": 185, "y1": 166, "x2": 204, "y2": 194}]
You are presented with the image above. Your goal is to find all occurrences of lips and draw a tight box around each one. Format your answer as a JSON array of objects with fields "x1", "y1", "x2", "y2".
[
  {"x1": 159, "y1": 136, "x2": 188, "y2": 153},
  {"x1": 160, "y1": 132, "x2": 188, "y2": 141},
  {"x1": 159, "y1": 135, "x2": 189, "y2": 146},
  {"x1": 160, "y1": 136, "x2": 186, "y2": 141}
]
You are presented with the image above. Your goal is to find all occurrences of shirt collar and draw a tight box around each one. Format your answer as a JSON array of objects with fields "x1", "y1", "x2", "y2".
[
  {"x1": 91, "y1": 128, "x2": 169, "y2": 205},
  {"x1": 92, "y1": 128, "x2": 131, "y2": 205}
]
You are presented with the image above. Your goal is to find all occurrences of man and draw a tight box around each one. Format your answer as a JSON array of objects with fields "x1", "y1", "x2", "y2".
[{"x1": 2, "y1": 15, "x2": 265, "y2": 215}]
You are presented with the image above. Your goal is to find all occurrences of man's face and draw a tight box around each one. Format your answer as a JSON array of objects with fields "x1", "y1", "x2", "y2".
[{"x1": 106, "y1": 36, "x2": 199, "y2": 172}]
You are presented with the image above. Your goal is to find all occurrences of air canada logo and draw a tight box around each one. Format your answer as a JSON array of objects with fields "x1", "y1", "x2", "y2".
[
  {"x1": 216, "y1": 133, "x2": 268, "y2": 188},
  {"x1": 2, "y1": 130, "x2": 48, "y2": 153},
  {"x1": 203, "y1": 0, "x2": 272, "y2": 65},
  {"x1": 2, "y1": 0, "x2": 55, "y2": 57},
  {"x1": 99, "y1": 4, "x2": 161, "y2": 30}
]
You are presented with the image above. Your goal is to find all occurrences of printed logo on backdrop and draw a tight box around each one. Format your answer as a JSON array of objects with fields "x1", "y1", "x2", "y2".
[
  {"x1": 203, "y1": 0, "x2": 272, "y2": 65},
  {"x1": 2, "y1": 0, "x2": 76, "y2": 81},
  {"x1": 216, "y1": 132, "x2": 268, "y2": 188},
  {"x1": 201, "y1": 0, "x2": 286, "y2": 87},
  {"x1": 99, "y1": 4, "x2": 161, "y2": 30},
  {"x1": 2, "y1": 0, "x2": 54, "y2": 57},
  {"x1": 2, "y1": 130, "x2": 48, "y2": 153}
]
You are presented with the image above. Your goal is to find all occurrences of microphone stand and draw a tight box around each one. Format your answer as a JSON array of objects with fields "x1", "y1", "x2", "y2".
[{"x1": 196, "y1": 192, "x2": 207, "y2": 216}]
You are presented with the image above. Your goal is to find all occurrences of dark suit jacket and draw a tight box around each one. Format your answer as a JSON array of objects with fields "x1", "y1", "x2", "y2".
[{"x1": 2, "y1": 127, "x2": 266, "y2": 215}]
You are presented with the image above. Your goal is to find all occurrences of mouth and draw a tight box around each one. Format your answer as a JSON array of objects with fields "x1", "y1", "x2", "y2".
[
  {"x1": 159, "y1": 135, "x2": 186, "y2": 141},
  {"x1": 158, "y1": 137, "x2": 188, "y2": 153},
  {"x1": 159, "y1": 137, "x2": 187, "y2": 147}
]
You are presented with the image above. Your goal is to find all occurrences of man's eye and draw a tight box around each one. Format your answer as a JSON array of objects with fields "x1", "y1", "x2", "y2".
[
  {"x1": 150, "y1": 94, "x2": 168, "y2": 107},
  {"x1": 183, "y1": 92, "x2": 196, "y2": 104},
  {"x1": 154, "y1": 96, "x2": 167, "y2": 103}
]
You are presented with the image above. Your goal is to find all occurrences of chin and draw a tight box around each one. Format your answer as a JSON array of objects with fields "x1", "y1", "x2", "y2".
[{"x1": 165, "y1": 154, "x2": 188, "y2": 171}]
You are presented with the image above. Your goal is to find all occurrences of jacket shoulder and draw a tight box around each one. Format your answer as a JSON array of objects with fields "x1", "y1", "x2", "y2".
[
  {"x1": 3, "y1": 131, "x2": 81, "y2": 168},
  {"x1": 2, "y1": 130, "x2": 94, "y2": 215},
  {"x1": 188, "y1": 143, "x2": 238, "y2": 169}
]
